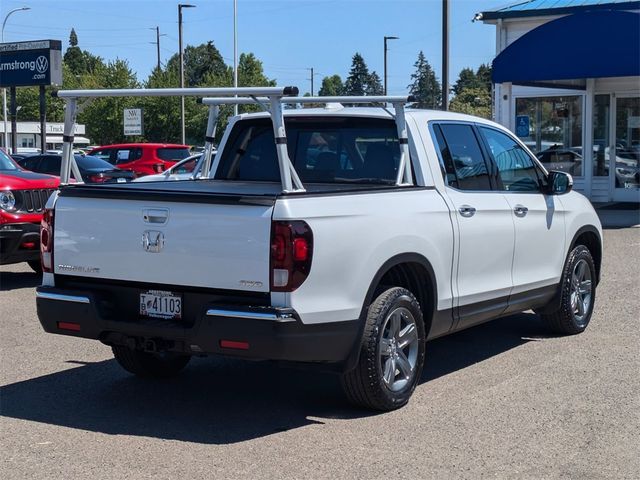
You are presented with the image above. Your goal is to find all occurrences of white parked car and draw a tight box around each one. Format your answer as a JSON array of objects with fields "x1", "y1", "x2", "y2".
[
  {"x1": 133, "y1": 154, "x2": 205, "y2": 182},
  {"x1": 36, "y1": 90, "x2": 602, "y2": 411}
]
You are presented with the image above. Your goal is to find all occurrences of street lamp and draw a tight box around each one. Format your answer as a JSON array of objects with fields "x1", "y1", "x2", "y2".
[
  {"x1": 178, "y1": 3, "x2": 196, "y2": 145},
  {"x1": 2, "y1": 6, "x2": 30, "y2": 152},
  {"x1": 233, "y1": 0, "x2": 238, "y2": 115},
  {"x1": 383, "y1": 36, "x2": 399, "y2": 96}
]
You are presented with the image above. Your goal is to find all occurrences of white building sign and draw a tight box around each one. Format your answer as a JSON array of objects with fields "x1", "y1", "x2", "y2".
[{"x1": 124, "y1": 108, "x2": 143, "y2": 136}]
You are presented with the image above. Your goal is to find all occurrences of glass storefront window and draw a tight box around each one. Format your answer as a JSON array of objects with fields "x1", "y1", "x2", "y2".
[
  {"x1": 615, "y1": 96, "x2": 640, "y2": 190},
  {"x1": 593, "y1": 95, "x2": 610, "y2": 177},
  {"x1": 515, "y1": 96, "x2": 584, "y2": 176}
]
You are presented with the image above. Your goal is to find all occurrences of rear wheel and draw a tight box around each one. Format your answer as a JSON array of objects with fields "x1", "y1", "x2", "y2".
[
  {"x1": 541, "y1": 245, "x2": 596, "y2": 335},
  {"x1": 341, "y1": 287, "x2": 426, "y2": 411},
  {"x1": 112, "y1": 345, "x2": 190, "y2": 378}
]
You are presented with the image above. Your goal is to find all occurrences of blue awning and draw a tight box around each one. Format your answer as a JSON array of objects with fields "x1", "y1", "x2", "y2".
[{"x1": 492, "y1": 10, "x2": 640, "y2": 84}]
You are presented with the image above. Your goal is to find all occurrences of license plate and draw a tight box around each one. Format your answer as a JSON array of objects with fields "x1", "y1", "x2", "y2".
[
  {"x1": 140, "y1": 290, "x2": 182, "y2": 320},
  {"x1": 117, "y1": 177, "x2": 127, "y2": 183}
]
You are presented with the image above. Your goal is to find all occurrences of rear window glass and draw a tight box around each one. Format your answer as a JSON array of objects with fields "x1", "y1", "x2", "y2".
[
  {"x1": 157, "y1": 148, "x2": 191, "y2": 161},
  {"x1": 215, "y1": 117, "x2": 405, "y2": 184},
  {"x1": 77, "y1": 155, "x2": 114, "y2": 169}
]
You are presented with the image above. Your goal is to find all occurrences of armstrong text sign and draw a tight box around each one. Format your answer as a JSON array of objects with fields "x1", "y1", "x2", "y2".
[{"x1": 0, "y1": 40, "x2": 63, "y2": 87}]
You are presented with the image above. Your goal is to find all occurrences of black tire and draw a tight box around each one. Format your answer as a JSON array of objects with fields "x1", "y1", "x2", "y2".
[
  {"x1": 27, "y1": 260, "x2": 42, "y2": 274},
  {"x1": 112, "y1": 345, "x2": 190, "y2": 378},
  {"x1": 341, "y1": 287, "x2": 426, "y2": 411},
  {"x1": 541, "y1": 245, "x2": 596, "y2": 335}
]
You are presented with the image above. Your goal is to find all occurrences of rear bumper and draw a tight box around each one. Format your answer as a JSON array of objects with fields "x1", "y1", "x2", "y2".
[
  {"x1": 36, "y1": 285, "x2": 359, "y2": 369},
  {"x1": 0, "y1": 222, "x2": 40, "y2": 265}
]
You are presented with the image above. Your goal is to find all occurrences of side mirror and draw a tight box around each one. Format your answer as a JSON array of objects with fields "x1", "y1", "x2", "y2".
[{"x1": 548, "y1": 170, "x2": 573, "y2": 195}]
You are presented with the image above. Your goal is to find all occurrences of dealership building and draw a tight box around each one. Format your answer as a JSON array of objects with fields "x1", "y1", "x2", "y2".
[
  {"x1": 479, "y1": 0, "x2": 640, "y2": 203},
  {"x1": 0, "y1": 122, "x2": 89, "y2": 152}
]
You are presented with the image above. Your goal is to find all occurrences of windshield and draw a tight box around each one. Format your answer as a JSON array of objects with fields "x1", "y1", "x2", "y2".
[
  {"x1": 157, "y1": 148, "x2": 191, "y2": 161},
  {"x1": 215, "y1": 117, "x2": 404, "y2": 184},
  {"x1": 0, "y1": 149, "x2": 18, "y2": 171}
]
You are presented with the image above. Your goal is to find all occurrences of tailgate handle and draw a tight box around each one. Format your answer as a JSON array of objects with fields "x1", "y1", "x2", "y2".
[{"x1": 143, "y1": 208, "x2": 169, "y2": 224}]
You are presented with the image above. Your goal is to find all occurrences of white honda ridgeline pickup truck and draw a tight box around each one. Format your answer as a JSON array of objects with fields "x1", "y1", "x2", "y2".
[{"x1": 36, "y1": 87, "x2": 602, "y2": 411}]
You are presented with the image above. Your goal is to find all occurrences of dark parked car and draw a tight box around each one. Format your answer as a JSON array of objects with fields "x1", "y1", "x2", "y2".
[
  {"x1": 10, "y1": 153, "x2": 37, "y2": 163},
  {"x1": 18, "y1": 154, "x2": 135, "y2": 183}
]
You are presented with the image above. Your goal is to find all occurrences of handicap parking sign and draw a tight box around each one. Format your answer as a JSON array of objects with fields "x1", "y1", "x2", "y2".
[{"x1": 516, "y1": 115, "x2": 530, "y2": 137}]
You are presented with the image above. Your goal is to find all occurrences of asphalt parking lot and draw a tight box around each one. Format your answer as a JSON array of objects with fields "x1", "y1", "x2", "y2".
[{"x1": 1, "y1": 227, "x2": 639, "y2": 479}]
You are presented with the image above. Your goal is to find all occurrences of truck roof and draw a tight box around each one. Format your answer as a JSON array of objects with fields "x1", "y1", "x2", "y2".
[{"x1": 238, "y1": 106, "x2": 499, "y2": 127}]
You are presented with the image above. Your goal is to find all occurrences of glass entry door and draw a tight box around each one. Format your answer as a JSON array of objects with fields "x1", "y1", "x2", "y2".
[{"x1": 612, "y1": 95, "x2": 640, "y2": 201}]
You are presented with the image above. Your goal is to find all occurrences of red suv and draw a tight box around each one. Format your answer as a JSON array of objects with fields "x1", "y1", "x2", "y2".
[
  {"x1": 88, "y1": 143, "x2": 192, "y2": 176},
  {"x1": 0, "y1": 149, "x2": 59, "y2": 272}
]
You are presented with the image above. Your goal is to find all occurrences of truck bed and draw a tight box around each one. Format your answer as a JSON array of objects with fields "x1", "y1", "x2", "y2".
[{"x1": 58, "y1": 180, "x2": 411, "y2": 204}]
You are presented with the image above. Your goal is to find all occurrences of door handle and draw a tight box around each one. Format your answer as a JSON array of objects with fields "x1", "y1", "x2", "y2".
[
  {"x1": 513, "y1": 205, "x2": 528, "y2": 217},
  {"x1": 458, "y1": 205, "x2": 476, "y2": 217}
]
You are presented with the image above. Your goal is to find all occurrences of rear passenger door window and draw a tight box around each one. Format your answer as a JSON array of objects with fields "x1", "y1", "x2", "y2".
[
  {"x1": 434, "y1": 124, "x2": 492, "y2": 191},
  {"x1": 478, "y1": 126, "x2": 544, "y2": 192}
]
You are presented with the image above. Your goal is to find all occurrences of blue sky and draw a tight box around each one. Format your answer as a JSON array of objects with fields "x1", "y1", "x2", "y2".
[{"x1": 2, "y1": 0, "x2": 509, "y2": 95}]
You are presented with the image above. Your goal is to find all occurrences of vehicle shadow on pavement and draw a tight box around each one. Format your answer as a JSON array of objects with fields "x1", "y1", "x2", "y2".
[
  {"x1": 0, "y1": 270, "x2": 41, "y2": 291},
  {"x1": 0, "y1": 313, "x2": 546, "y2": 444}
]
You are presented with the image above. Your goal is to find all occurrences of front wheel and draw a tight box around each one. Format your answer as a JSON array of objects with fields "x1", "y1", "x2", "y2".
[
  {"x1": 341, "y1": 287, "x2": 426, "y2": 411},
  {"x1": 112, "y1": 345, "x2": 190, "y2": 378},
  {"x1": 541, "y1": 245, "x2": 596, "y2": 335}
]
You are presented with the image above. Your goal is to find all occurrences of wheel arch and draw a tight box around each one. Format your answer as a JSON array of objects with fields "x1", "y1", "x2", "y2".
[
  {"x1": 343, "y1": 253, "x2": 437, "y2": 372},
  {"x1": 569, "y1": 225, "x2": 602, "y2": 284}
]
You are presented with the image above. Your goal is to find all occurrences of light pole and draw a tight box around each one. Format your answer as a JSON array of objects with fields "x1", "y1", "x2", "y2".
[
  {"x1": 2, "y1": 6, "x2": 30, "y2": 152},
  {"x1": 178, "y1": 3, "x2": 196, "y2": 145},
  {"x1": 442, "y1": 0, "x2": 449, "y2": 110},
  {"x1": 233, "y1": 0, "x2": 238, "y2": 115},
  {"x1": 383, "y1": 35, "x2": 398, "y2": 96}
]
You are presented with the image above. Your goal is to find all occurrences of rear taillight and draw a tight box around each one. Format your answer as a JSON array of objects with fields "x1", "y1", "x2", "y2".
[
  {"x1": 40, "y1": 208, "x2": 54, "y2": 273},
  {"x1": 270, "y1": 220, "x2": 313, "y2": 292},
  {"x1": 88, "y1": 173, "x2": 108, "y2": 183}
]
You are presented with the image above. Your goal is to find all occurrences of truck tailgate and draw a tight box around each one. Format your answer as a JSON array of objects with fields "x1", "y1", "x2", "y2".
[{"x1": 53, "y1": 188, "x2": 274, "y2": 292}]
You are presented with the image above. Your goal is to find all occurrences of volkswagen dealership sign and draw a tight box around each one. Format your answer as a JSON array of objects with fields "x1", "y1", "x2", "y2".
[{"x1": 0, "y1": 40, "x2": 63, "y2": 87}]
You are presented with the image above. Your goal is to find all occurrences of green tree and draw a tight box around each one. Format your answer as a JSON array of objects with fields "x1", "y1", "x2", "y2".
[
  {"x1": 343, "y1": 53, "x2": 370, "y2": 96},
  {"x1": 451, "y1": 64, "x2": 492, "y2": 97},
  {"x1": 63, "y1": 28, "x2": 86, "y2": 74},
  {"x1": 237, "y1": 52, "x2": 275, "y2": 88},
  {"x1": 165, "y1": 41, "x2": 227, "y2": 87},
  {"x1": 451, "y1": 67, "x2": 477, "y2": 97},
  {"x1": 141, "y1": 67, "x2": 182, "y2": 143},
  {"x1": 476, "y1": 63, "x2": 492, "y2": 93},
  {"x1": 78, "y1": 59, "x2": 140, "y2": 145},
  {"x1": 366, "y1": 71, "x2": 383, "y2": 96},
  {"x1": 318, "y1": 75, "x2": 343, "y2": 96},
  {"x1": 407, "y1": 51, "x2": 441, "y2": 109},
  {"x1": 449, "y1": 86, "x2": 492, "y2": 119}
]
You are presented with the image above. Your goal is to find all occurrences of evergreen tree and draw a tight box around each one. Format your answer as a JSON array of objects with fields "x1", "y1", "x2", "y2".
[
  {"x1": 64, "y1": 28, "x2": 86, "y2": 74},
  {"x1": 476, "y1": 63, "x2": 493, "y2": 93},
  {"x1": 343, "y1": 53, "x2": 370, "y2": 96},
  {"x1": 318, "y1": 75, "x2": 343, "y2": 96},
  {"x1": 451, "y1": 67, "x2": 477, "y2": 97},
  {"x1": 407, "y1": 51, "x2": 442, "y2": 109},
  {"x1": 366, "y1": 71, "x2": 383, "y2": 96}
]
